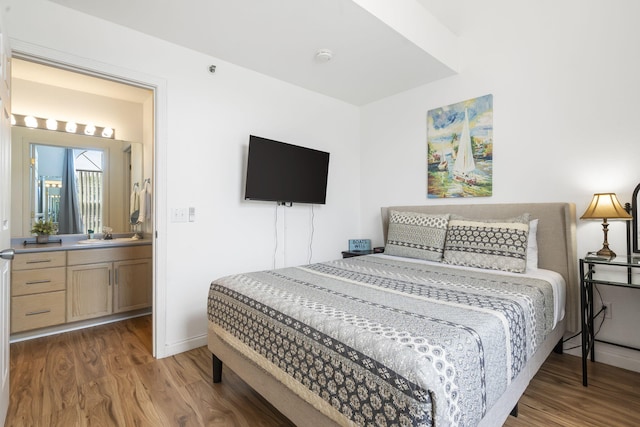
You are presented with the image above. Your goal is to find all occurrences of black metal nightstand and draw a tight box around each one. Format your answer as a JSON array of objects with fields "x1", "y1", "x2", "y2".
[{"x1": 580, "y1": 255, "x2": 640, "y2": 386}]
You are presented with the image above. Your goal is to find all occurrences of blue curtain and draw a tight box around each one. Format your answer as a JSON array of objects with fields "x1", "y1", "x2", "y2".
[{"x1": 58, "y1": 148, "x2": 84, "y2": 234}]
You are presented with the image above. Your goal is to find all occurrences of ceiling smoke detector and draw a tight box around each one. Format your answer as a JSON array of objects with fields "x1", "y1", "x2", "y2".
[{"x1": 315, "y1": 49, "x2": 333, "y2": 63}]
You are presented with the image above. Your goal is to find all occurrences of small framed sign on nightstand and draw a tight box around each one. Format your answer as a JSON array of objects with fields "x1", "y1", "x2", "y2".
[{"x1": 348, "y1": 239, "x2": 371, "y2": 251}]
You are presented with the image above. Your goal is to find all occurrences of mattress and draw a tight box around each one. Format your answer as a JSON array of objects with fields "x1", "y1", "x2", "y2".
[{"x1": 207, "y1": 254, "x2": 564, "y2": 427}]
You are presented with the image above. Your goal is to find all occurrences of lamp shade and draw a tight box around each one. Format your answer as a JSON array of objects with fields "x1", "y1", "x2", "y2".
[{"x1": 580, "y1": 193, "x2": 632, "y2": 220}]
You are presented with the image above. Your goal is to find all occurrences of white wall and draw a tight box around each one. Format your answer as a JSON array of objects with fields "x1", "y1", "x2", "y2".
[
  {"x1": 7, "y1": 0, "x2": 640, "y2": 372},
  {"x1": 360, "y1": 0, "x2": 640, "y2": 371},
  {"x1": 12, "y1": 79, "x2": 145, "y2": 143},
  {"x1": 11, "y1": 79, "x2": 147, "y2": 237},
  {"x1": 3, "y1": 0, "x2": 361, "y2": 357}
]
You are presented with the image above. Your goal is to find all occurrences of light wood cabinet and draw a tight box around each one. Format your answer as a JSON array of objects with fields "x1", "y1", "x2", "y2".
[
  {"x1": 12, "y1": 267, "x2": 66, "y2": 296},
  {"x1": 66, "y1": 262, "x2": 113, "y2": 322},
  {"x1": 66, "y1": 246, "x2": 151, "y2": 265},
  {"x1": 11, "y1": 291, "x2": 66, "y2": 333},
  {"x1": 12, "y1": 251, "x2": 66, "y2": 270},
  {"x1": 11, "y1": 244, "x2": 151, "y2": 334},
  {"x1": 114, "y1": 259, "x2": 152, "y2": 313},
  {"x1": 11, "y1": 252, "x2": 67, "y2": 333},
  {"x1": 66, "y1": 245, "x2": 151, "y2": 322}
]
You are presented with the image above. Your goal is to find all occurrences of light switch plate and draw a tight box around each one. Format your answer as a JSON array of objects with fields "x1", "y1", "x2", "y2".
[{"x1": 171, "y1": 208, "x2": 188, "y2": 222}]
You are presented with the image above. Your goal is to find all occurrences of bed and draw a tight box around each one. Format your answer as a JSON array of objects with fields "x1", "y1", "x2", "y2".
[{"x1": 208, "y1": 203, "x2": 578, "y2": 426}]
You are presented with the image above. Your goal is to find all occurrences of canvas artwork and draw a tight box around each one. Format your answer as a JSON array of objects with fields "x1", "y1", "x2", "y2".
[{"x1": 427, "y1": 94, "x2": 493, "y2": 198}]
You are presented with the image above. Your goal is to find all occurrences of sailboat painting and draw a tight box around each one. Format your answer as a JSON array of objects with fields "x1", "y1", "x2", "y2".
[{"x1": 427, "y1": 94, "x2": 493, "y2": 198}]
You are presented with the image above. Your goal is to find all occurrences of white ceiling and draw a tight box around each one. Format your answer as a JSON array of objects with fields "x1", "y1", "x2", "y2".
[
  {"x1": 46, "y1": 0, "x2": 463, "y2": 106},
  {"x1": 12, "y1": 58, "x2": 153, "y2": 103}
]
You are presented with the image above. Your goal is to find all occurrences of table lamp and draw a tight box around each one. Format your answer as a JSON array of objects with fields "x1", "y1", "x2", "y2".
[{"x1": 580, "y1": 193, "x2": 632, "y2": 258}]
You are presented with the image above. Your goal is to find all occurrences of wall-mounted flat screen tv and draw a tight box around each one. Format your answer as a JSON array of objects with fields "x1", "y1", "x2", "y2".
[{"x1": 245, "y1": 135, "x2": 330, "y2": 205}]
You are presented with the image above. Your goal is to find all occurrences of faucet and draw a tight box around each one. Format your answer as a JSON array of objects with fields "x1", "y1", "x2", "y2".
[{"x1": 103, "y1": 226, "x2": 113, "y2": 240}]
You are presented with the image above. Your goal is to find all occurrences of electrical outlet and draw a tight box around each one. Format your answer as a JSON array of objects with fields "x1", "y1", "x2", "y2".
[{"x1": 603, "y1": 301, "x2": 612, "y2": 319}]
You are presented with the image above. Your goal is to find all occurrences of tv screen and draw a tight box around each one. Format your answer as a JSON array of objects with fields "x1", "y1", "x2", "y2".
[{"x1": 245, "y1": 135, "x2": 330, "y2": 205}]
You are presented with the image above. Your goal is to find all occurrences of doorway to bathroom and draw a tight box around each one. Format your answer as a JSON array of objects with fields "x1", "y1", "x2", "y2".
[{"x1": 10, "y1": 55, "x2": 156, "y2": 355}]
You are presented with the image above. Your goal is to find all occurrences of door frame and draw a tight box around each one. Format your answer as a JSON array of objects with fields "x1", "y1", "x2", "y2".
[
  {"x1": 10, "y1": 39, "x2": 168, "y2": 358},
  {"x1": 0, "y1": 13, "x2": 12, "y2": 424}
]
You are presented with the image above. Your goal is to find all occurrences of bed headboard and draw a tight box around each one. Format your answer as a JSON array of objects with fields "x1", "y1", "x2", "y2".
[{"x1": 381, "y1": 203, "x2": 578, "y2": 332}]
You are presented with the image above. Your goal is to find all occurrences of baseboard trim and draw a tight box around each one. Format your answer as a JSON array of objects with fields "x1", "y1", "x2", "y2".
[
  {"x1": 564, "y1": 337, "x2": 640, "y2": 373},
  {"x1": 158, "y1": 334, "x2": 207, "y2": 358},
  {"x1": 9, "y1": 308, "x2": 152, "y2": 343}
]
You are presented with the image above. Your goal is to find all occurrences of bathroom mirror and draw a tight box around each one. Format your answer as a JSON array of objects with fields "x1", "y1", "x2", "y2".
[
  {"x1": 11, "y1": 126, "x2": 143, "y2": 238},
  {"x1": 30, "y1": 144, "x2": 105, "y2": 235}
]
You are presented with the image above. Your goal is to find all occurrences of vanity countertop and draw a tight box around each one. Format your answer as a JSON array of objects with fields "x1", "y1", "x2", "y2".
[{"x1": 11, "y1": 234, "x2": 152, "y2": 254}]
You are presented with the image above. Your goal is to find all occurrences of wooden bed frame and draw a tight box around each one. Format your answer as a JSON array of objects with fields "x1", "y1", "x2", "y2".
[{"x1": 208, "y1": 202, "x2": 578, "y2": 426}]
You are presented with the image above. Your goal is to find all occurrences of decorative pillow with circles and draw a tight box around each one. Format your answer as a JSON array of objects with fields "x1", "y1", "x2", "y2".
[
  {"x1": 385, "y1": 210, "x2": 450, "y2": 262},
  {"x1": 443, "y1": 214, "x2": 531, "y2": 273}
]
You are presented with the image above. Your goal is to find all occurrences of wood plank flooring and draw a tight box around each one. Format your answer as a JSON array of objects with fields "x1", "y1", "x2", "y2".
[{"x1": 6, "y1": 316, "x2": 640, "y2": 426}]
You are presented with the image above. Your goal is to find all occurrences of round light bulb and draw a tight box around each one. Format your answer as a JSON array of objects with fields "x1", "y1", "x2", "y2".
[
  {"x1": 66, "y1": 121, "x2": 77, "y2": 133},
  {"x1": 101, "y1": 127, "x2": 113, "y2": 138},
  {"x1": 24, "y1": 115, "x2": 38, "y2": 128},
  {"x1": 46, "y1": 118, "x2": 58, "y2": 130},
  {"x1": 84, "y1": 123, "x2": 96, "y2": 136}
]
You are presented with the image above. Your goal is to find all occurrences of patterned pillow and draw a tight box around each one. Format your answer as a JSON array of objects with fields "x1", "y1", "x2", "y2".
[
  {"x1": 385, "y1": 211, "x2": 450, "y2": 262},
  {"x1": 443, "y1": 214, "x2": 530, "y2": 273}
]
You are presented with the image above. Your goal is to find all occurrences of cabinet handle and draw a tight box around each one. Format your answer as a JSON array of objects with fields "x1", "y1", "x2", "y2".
[
  {"x1": 26, "y1": 309, "x2": 51, "y2": 316},
  {"x1": 26, "y1": 259, "x2": 52, "y2": 264},
  {"x1": 25, "y1": 280, "x2": 52, "y2": 285}
]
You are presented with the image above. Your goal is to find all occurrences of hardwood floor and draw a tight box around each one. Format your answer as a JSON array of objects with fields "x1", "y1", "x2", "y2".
[
  {"x1": 6, "y1": 317, "x2": 640, "y2": 426},
  {"x1": 6, "y1": 316, "x2": 293, "y2": 427},
  {"x1": 504, "y1": 352, "x2": 640, "y2": 427}
]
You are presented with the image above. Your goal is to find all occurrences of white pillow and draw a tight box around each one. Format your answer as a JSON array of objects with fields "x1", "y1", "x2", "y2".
[{"x1": 526, "y1": 219, "x2": 539, "y2": 270}]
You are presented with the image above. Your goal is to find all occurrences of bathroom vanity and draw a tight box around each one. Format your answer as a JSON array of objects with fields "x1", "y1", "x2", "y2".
[{"x1": 10, "y1": 237, "x2": 151, "y2": 337}]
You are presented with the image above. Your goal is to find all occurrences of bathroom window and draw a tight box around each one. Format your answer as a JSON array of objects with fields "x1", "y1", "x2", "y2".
[{"x1": 75, "y1": 149, "x2": 104, "y2": 233}]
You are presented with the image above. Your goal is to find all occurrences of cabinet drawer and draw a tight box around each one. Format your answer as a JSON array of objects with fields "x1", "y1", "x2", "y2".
[
  {"x1": 11, "y1": 291, "x2": 66, "y2": 333},
  {"x1": 12, "y1": 267, "x2": 66, "y2": 296},
  {"x1": 13, "y1": 251, "x2": 66, "y2": 270},
  {"x1": 67, "y1": 245, "x2": 152, "y2": 265}
]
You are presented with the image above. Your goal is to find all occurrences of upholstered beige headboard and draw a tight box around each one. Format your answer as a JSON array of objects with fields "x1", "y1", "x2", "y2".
[{"x1": 381, "y1": 203, "x2": 578, "y2": 332}]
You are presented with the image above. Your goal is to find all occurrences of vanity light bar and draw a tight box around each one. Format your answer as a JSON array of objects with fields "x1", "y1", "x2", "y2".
[{"x1": 11, "y1": 113, "x2": 115, "y2": 139}]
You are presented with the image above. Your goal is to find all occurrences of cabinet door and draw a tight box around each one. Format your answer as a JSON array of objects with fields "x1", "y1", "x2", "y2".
[
  {"x1": 67, "y1": 263, "x2": 112, "y2": 322},
  {"x1": 114, "y1": 259, "x2": 151, "y2": 313}
]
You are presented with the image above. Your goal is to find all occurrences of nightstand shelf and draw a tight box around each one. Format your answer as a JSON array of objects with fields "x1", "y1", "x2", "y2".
[
  {"x1": 342, "y1": 250, "x2": 374, "y2": 258},
  {"x1": 341, "y1": 248, "x2": 384, "y2": 259},
  {"x1": 580, "y1": 255, "x2": 640, "y2": 386}
]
